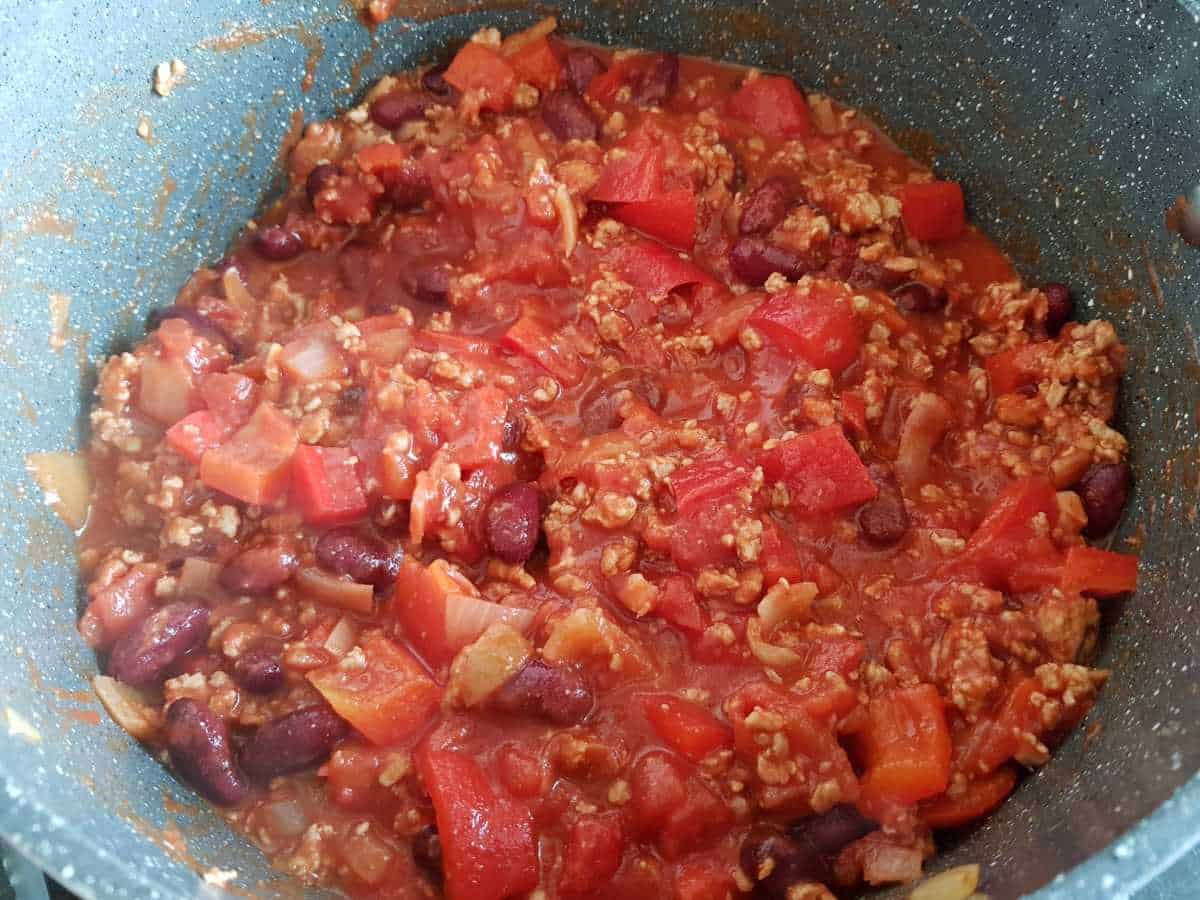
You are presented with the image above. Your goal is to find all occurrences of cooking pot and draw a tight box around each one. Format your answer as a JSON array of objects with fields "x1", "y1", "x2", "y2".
[{"x1": 0, "y1": 1, "x2": 1197, "y2": 898}]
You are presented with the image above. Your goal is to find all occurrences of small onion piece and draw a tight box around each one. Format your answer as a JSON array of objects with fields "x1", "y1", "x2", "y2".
[
  {"x1": 262, "y1": 798, "x2": 310, "y2": 838},
  {"x1": 323, "y1": 616, "x2": 358, "y2": 657},
  {"x1": 499, "y1": 15, "x2": 558, "y2": 55},
  {"x1": 295, "y1": 568, "x2": 376, "y2": 614},
  {"x1": 745, "y1": 616, "x2": 803, "y2": 669},
  {"x1": 908, "y1": 865, "x2": 981, "y2": 900},
  {"x1": 178, "y1": 558, "x2": 223, "y2": 599},
  {"x1": 26, "y1": 451, "x2": 91, "y2": 530},
  {"x1": 92, "y1": 675, "x2": 160, "y2": 741},
  {"x1": 443, "y1": 591, "x2": 535, "y2": 650},
  {"x1": 756, "y1": 580, "x2": 817, "y2": 632},
  {"x1": 222, "y1": 267, "x2": 257, "y2": 312},
  {"x1": 895, "y1": 392, "x2": 953, "y2": 490}
]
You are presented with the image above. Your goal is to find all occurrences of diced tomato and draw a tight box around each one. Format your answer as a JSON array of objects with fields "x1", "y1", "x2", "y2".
[
  {"x1": 354, "y1": 142, "x2": 410, "y2": 176},
  {"x1": 200, "y1": 403, "x2": 298, "y2": 505},
  {"x1": 841, "y1": 390, "x2": 868, "y2": 437},
  {"x1": 748, "y1": 283, "x2": 862, "y2": 374},
  {"x1": 725, "y1": 75, "x2": 813, "y2": 138},
  {"x1": 612, "y1": 239, "x2": 714, "y2": 297},
  {"x1": 558, "y1": 814, "x2": 624, "y2": 897},
  {"x1": 443, "y1": 42, "x2": 517, "y2": 112},
  {"x1": 591, "y1": 142, "x2": 666, "y2": 203},
  {"x1": 757, "y1": 426, "x2": 877, "y2": 515},
  {"x1": 416, "y1": 747, "x2": 539, "y2": 900},
  {"x1": 759, "y1": 519, "x2": 809, "y2": 586},
  {"x1": 857, "y1": 684, "x2": 952, "y2": 813},
  {"x1": 667, "y1": 451, "x2": 751, "y2": 512},
  {"x1": 669, "y1": 495, "x2": 741, "y2": 572},
  {"x1": 79, "y1": 563, "x2": 160, "y2": 649},
  {"x1": 165, "y1": 411, "x2": 227, "y2": 465},
  {"x1": 389, "y1": 558, "x2": 535, "y2": 668},
  {"x1": 629, "y1": 751, "x2": 731, "y2": 859},
  {"x1": 585, "y1": 56, "x2": 637, "y2": 104},
  {"x1": 654, "y1": 575, "x2": 706, "y2": 632},
  {"x1": 357, "y1": 313, "x2": 413, "y2": 365},
  {"x1": 900, "y1": 181, "x2": 966, "y2": 242},
  {"x1": 507, "y1": 36, "x2": 562, "y2": 90},
  {"x1": 792, "y1": 635, "x2": 866, "y2": 680},
  {"x1": 1060, "y1": 545, "x2": 1138, "y2": 597},
  {"x1": 502, "y1": 308, "x2": 586, "y2": 386},
  {"x1": 641, "y1": 694, "x2": 733, "y2": 762},
  {"x1": 290, "y1": 445, "x2": 369, "y2": 526},
  {"x1": 449, "y1": 385, "x2": 511, "y2": 469},
  {"x1": 985, "y1": 344, "x2": 1040, "y2": 396},
  {"x1": 613, "y1": 189, "x2": 697, "y2": 250},
  {"x1": 958, "y1": 678, "x2": 1042, "y2": 775},
  {"x1": 954, "y1": 476, "x2": 1059, "y2": 590},
  {"x1": 199, "y1": 372, "x2": 259, "y2": 427},
  {"x1": 923, "y1": 765, "x2": 1018, "y2": 829},
  {"x1": 280, "y1": 328, "x2": 345, "y2": 383},
  {"x1": 308, "y1": 634, "x2": 440, "y2": 745},
  {"x1": 674, "y1": 862, "x2": 735, "y2": 900},
  {"x1": 313, "y1": 172, "x2": 376, "y2": 226}
]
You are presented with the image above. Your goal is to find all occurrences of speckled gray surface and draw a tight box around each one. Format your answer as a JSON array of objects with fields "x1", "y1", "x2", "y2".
[{"x1": 0, "y1": 2, "x2": 1197, "y2": 899}]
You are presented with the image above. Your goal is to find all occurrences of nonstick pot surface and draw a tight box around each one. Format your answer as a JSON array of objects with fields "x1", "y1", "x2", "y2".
[{"x1": 0, "y1": 2, "x2": 1197, "y2": 898}]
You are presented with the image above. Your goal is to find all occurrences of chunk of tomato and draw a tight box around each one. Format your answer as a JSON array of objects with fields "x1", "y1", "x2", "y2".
[
  {"x1": 984, "y1": 344, "x2": 1040, "y2": 396},
  {"x1": 507, "y1": 36, "x2": 562, "y2": 90},
  {"x1": 591, "y1": 141, "x2": 666, "y2": 203},
  {"x1": 290, "y1": 444, "x2": 369, "y2": 526},
  {"x1": 857, "y1": 684, "x2": 952, "y2": 813},
  {"x1": 899, "y1": 181, "x2": 965, "y2": 242},
  {"x1": 501, "y1": 307, "x2": 586, "y2": 386},
  {"x1": 307, "y1": 634, "x2": 440, "y2": 746},
  {"x1": 629, "y1": 751, "x2": 731, "y2": 859},
  {"x1": 1060, "y1": 545, "x2": 1138, "y2": 597},
  {"x1": 756, "y1": 426, "x2": 877, "y2": 515},
  {"x1": 165, "y1": 411, "x2": 228, "y2": 465},
  {"x1": 641, "y1": 694, "x2": 733, "y2": 762},
  {"x1": 726, "y1": 75, "x2": 813, "y2": 138},
  {"x1": 613, "y1": 188, "x2": 697, "y2": 250},
  {"x1": 667, "y1": 450, "x2": 751, "y2": 512},
  {"x1": 199, "y1": 372, "x2": 259, "y2": 427},
  {"x1": 200, "y1": 403, "x2": 298, "y2": 505},
  {"x1": 416, "y1": 747, "x2": 539, "y2": 900},
  {"x1": 748, "y1": 282, "x2": 862, "y2": 374},
  {"x1": 558, "y1": 814, "x2": 624, "y2": 897},
  {"x1": 444, "y1": 42, "x2": 517, "y2": 112},
  {"x1": 954, "y1": 476, "x2": 1059, "y2": 590}
]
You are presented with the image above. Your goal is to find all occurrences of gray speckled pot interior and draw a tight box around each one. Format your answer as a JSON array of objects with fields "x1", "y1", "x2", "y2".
[{"x1": 1, "y1": 1, "x2": 1198, "y2": 898}]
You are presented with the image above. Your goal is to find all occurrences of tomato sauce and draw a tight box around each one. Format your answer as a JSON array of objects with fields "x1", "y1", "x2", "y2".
[{"x1": 79, "y1": 18, "x2": 1136, "y2": 900}]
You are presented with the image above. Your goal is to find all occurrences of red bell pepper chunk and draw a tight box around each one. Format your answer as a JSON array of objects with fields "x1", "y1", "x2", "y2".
[
  {"x1": 612, "y1": 240, "x2": 714, "y2": 297},
  {"x1": 840, "y1": 390, "x2": 868, "y2": 437},
  {"x1": 290, "y1": 444, "x2": 369, "y2": 526},
  {"x1": 725, "y1": 75, "x2": 813, "y2": 138},
  {"x1": 416, "y1": 747, "x2": 539, "y2": 900},
  {"x1": 642, "y1": 694, "x2": 733, "y2": 763},
  {"x1": 923, "y1": 764, "x2": 1018, "y2": 829},
  {"x1": 165, "y1": 411, "x2": 227, "y2": 465},
  {"x1": 899, "y1": 180, "x2": 966, "y2": 242},
  {"x1": 955, "y1": 476, "x2": 1059, "y2": 589},
  {"x1": 958, "y1": 678, "x2": 1042, "y2": 775},
  {"x1": 757, "y1": 426, "x2": 877, "y2": 515},
  {"x1": 558, "y1": 814, "x2": 624, "y2": 897},
  {"x1": 858, "y1": 684, "x2": 952, "y2": 812},
  {"x1": 501, "y1": 308, "x2": 586, "y2": 386},
  {"x1": 613, "y1": 188, "x2": 697, "y2": 250},
  {"x1": 507, "y1": 36, "x2": 562, "y2": 90},
  {"x1": 748, "y1": 283, "x2": 863, "y2": 374},
  {"x1": 307, "y1": 634, "x2": 440, "y2": 746},
  {"x1": 667, "y1": 451, "x2": 751, "y2": 512},
  {"x1": 1060, "y1": 545, "x2": 1138, "y2": 597},
  {"x1": 200, "y1": 403, "x2": 298, "y2": 505},
  {"x1": 444, "y1": 42, "x2": 517, "y2": 112},
  {"x1": 591, "y1": 141, "x2": 666, "y2": 203}
]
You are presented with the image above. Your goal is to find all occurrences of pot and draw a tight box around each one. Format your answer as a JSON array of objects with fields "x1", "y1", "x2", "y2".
[{"x1": 0, "y1": 2, "x2": 1197, "y2": 898}]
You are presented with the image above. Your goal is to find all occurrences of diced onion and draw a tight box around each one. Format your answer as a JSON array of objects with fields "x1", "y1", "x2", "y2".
[
  {"x1": 323, "y1": 616, "x2": 358, "y2": 657},
  {"x1": 295, "y1": 568, "x2": 375, "y2": 614},
  {"x1": 26, "y1": 451, "x2": 91, "y2": 530},
  {"x1": 263, "y1": 799, "x2": 310, "y2": 838},
  {"x1": 443, "y1": 591, "x2": 535, "y2": 650},
  {"x1": 92, "y1": 675, "x2": 160, "y2": 741},
  {"x1": 745, "y1": 616, "x2": 803, "y2": 669},
  {"x1": 499, "y1": 16, "x2": 557, "y2": 55},
  {"x1": 279, "y1": 333, "x2": 344, "y2": 383},
  {"x1": 863, "y1": 842, "x2": 925, "y2": 886},
  {"x1": 909, "y1": 865, "x2": 981, "y2": 900},
  {"x1": 895, "y1": 392, "x2": 953, "y2": 489},
  {"x1": 446, "y1": 623, "x2": 532, "y2": 708},
  {"x1": 178, "y1": 558, "x2": 222, "y2": 598},
  {"x1": 757, "y1": 580, "x2": 818, "y2": 632},
  {"x1": 221, "y1": 267, "x2": 257, "y2": 312}
]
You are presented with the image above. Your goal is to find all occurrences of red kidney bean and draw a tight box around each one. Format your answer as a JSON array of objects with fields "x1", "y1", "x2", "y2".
[
  {"x1": 1016, "y1": 382, "x2": 1039, "y2": 398},
  {"x1": 336, "y1": 384, "x2": 366, "y2": 416},
  {"x1": 219, "y1": 540, "x2": 300, "y2": 595},
  {"x1": 164, "y1": 699, "x2": 248, "y2": 807},
  {"x1": 108, "y1": 603, "x2": 210, "y2": 686},
  {"x1": 485, "y1": 482, "x2": 542, "y2": 564},
  {"x1": 789, "y1": 804, "x2": 875, "y2": 859},
  {"x1": 315, "y1": 527, "x2": 400, "y2": 588},
  {"x1": 402, "y1": 262, "x2": 451, "y2": 305},
  {"x1": 1078, "y1": 461, "x2": 1130, "y2": 537},
  {"x1": 491, "y1": 659, "x2": 594, "y2": 724},
  {"x1": 385, "y1": 160, "x2": 432, "y2": 210},
  {"x1": 891, "y1": 281, "x2": 948, "y2": 313},
  {"x1": 541, "y1": 89, "x2": 598, "y2": 141},
  {"x1": 421, "y1": 64, "x2": 457, "y2": 102},
  {"x1": 740, "y1": 177, "x2": 794, "y2": 235},
  {"x1": 848, "y1": 259, "x2": 906, "y2": 291},
  {"x1": 253, "y1": 226, "x2": 304, "y2": 261},
  {"x1": 305, "y1": 163, "x2": 340, "y2": 207},
  {"x1": 729, "y1": 236, "x2": 814, "y2": 286},
  {"x1": 369, "y1": 90, "x2": 435, "y2": 129},
  {"x1": 740, "y1": 826, "x2": 823, "y2": 899},
  {"x1": 411, "y1": 824, "x2": 443, "y2": 882},
  {"x1": 564, "y1": 47, "x2": 606, "y2": 95},
  {"x1": 502, "y1": 405, "x2": 525, "y2": 451},
  {"x1": 232, "y1": 642, "x2": 285, "y2": 694},
  {"x1": 858, "y1": 488, "x2": 909, "y2": 546},
  {"x1": 239, "y1": 706, "x2": 349, "y2": 781},
  {"x1": 147, "y1": 305, "x2": 237, "y2": 354},
  {"x1": 633, "y1": 53, "x2": 679, "y2": 106},
  {"x1": 1042, "y1": 282, "x2": 1074, "y2": 336}
]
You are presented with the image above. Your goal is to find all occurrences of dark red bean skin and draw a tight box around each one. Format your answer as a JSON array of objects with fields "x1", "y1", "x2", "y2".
[
  {"x1": 633, "y1": 53, "x2": 679, "y2": 106},
  {"x1": 220, "y1": 541, "x2": 300, "y2": 595},
  {"x1": 740, "y1": 177, "x2": 794, "y2": 235},
  {"x1": 403, "y1": 263, "x2": 451, "y2": 305},
  {"x1": 789, "y1": 804, "x2": 875, "y2": 859},
  {"x1": 502, "y1": 406, "x2": 525, "y2": 452},
  {"x1": 305, "y1": 164, "x2": 340, "y2": 207},
  {"x1": 541, "y1": 89, "x2": 598, "y2": 141},
  {"x1": 108, "y1": 603, "x2": 210, "y2": 686},
  {"x1": 369, "y1": 91, "x2": 434, "y2": 129},
  {"x1": 891, "y1": 281, "x2": 948, "y2": 313},
  {"x1": 164, "y1": 699, "x2": 248, "y2": 807},
  {"x1": 411, "y1": 824, "x2": 443, "y2": 882},
  {"x1": 421, "y1": 64, "x2": 457, "y2": 102},
  {"x1": 1042, "y1": 282, "x2": 1074, "y2": 336},
  {"x1": 729, "y1": 236, "x2": 814, "y2": 286},
  {"x1": 1078, "y1": 462, "x2": 1131, "y2": 537},
  {"x1": 147, "y1": 305, "x2": 237, "y2": 354},
  {"x1": 491, "y1": 659, "x2": 594, "y2": 724},
  {"x1": 232, "y1": 643, "x2": 285, "y2": 694},
  {"x1": 315, "y1": 527, "x2": 400, "y2": 588},
  {"x1": 564, "y1": 47, "x2": 606, "y2": 95},
  {"x1": 239, "y1": 706, "x2": 349, "y2": 781},
  {"x1": 253, "y1": 226, "x2": 304, "y2": 261},
  {"x1": 485, "y1": 482, "x2": 542, "y2": 564},
  {"x1": 741, "y1": 807, "x2": 874, "y2": 898},
  {"x1": 858, "y1": 488, "x2": 909, "y2": 545}
]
